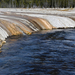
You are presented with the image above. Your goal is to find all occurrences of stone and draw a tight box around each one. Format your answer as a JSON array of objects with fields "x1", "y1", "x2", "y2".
[
  {"x1": 2, "y1": 40, "x2": 6, "y2": 44},
  {"x1": 0, "y1": 50, "x2": 2, "y2": 53},
  {"x1": 0, "y1": 42, "x2": 2, "y2": 48},
  {"x1": 0, "y1": 48, "x2": 2, "y2": 53}
]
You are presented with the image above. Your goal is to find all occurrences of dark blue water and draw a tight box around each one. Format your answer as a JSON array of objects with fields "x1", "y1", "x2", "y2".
[{"x1": 0, "y1": 29, "x2": 75, "y2": 75}]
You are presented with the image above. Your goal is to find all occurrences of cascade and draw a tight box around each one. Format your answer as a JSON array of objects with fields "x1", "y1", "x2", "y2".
[{"x1": 0, "y1": 8, "x2": 75, "y2": 50}]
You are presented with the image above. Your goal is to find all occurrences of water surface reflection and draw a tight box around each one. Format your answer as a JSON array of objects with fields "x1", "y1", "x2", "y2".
[{"x1": 0, "y1": 29, "x2": 75, "y2": 75}]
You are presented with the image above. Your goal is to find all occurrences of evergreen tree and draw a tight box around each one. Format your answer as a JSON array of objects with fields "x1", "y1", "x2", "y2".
[{"x1": 0, "y1": 0, "x2": 75, "y2": 8}]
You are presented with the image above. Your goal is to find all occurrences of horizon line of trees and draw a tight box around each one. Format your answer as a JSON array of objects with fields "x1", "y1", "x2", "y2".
[{"x1": 0, "y1": 0, "x2": 75, "y2": 8}]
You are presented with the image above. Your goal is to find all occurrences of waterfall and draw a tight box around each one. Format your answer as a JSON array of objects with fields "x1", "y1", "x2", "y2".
[
  {"x1": 24, "y1": 14, "x2": 75, "y2": 28},
  {"x1": 0, "y1": 8, "x2": 75, "y2": 49}
]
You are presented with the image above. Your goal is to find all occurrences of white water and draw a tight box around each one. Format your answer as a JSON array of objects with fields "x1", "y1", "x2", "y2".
[
  {"x1": 24, "y1": 14, "x2": 75, "y2": 28},
  {"x1": 0, "y1": 8, "x2": 75, "y2": 42},
  {"x1": 0, "y1": 27, "x2": 8, "y2": 40}
]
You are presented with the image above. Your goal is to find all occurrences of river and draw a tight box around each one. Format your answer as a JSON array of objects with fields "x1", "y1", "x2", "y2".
[{"x1": 0, "y1": 29, "x2": 75, "y2": 75}]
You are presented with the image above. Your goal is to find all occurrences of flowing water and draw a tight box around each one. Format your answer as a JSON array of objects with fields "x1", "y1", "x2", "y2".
[{"x1": 0, "y1": 29, "x2": 75, "y2": 75}]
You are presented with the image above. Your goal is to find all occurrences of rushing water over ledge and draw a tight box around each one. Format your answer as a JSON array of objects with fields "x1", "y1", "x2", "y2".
[
  {"x1": 0, "y1": 8, "x2": 75, "y2": 50},
  {"x1": 0, "y1": 29, "x2": 75, "y2": 75}
]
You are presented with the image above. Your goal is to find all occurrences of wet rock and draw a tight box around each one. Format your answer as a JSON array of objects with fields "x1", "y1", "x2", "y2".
[
  {"x1": 0, "y1": 50, "x2": 2, "y2": 53},
  {"x1": 0, "y1": 40, "x2": 6, "y2": 52},
  {"x1": 0, "y1": 41, "x2": 2, "y2": 48},
  {"x1": 2, "y1": 40, "x2": 6, "y2": 44},
  {"x1": 0, "y1": 47, "x2": 2, "y2": 53}
]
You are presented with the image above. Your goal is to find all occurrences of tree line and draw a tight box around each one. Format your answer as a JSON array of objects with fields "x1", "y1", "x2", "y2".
[{"x1": 0, "y1": 0, "x2": 75, "y2": 8}]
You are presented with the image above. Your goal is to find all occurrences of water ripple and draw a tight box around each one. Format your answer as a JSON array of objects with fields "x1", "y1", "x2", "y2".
[{"x1": 0, "y1": 29, "x2": 75, "y2": 75}]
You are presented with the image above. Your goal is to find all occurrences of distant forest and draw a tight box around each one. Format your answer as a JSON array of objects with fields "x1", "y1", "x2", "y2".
[{"x1": 0, "y1": 0, "x2": 75, "y2": 8}]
